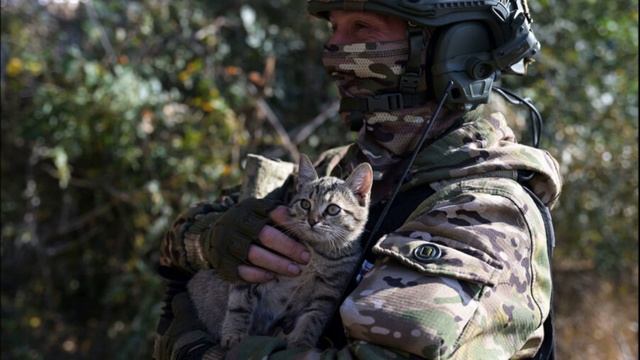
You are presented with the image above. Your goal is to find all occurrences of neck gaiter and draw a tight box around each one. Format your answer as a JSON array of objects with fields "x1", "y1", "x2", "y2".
[{"x1": 322, "y1": 34, "x2": 462, "y2": 176}]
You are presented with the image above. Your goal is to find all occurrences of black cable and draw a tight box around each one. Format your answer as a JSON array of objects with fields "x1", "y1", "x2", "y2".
[{"x1": 493, "y1": 86, "x2": 544, "y2": 148}]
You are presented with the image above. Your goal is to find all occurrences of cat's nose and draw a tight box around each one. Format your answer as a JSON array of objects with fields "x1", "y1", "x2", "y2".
[{"x1": 308, "y1": 218, "x2": 319, "y2": 227}]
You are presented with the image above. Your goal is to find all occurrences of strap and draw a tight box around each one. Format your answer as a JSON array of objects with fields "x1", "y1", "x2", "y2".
[
  {"x1": 399, "y1": 28, "x2": 425, "y2": 93},
  {"x1": 535, "y1": 308, "x2": 556, "y2": 360},
  {"x1": 341, "y1": 91, "x2": 429, "y2": 132},
  {"x1": 520, "y1": 181, "x2": 555, "y2": 259},
  {"x1": 493, "y1": 87, "x2": 543, "y2": 148},
  {"x1": 339, "y1": 91, "x2": 428, "y2": 113},
  {"x1": 521, "y1": 181, "x2": 556, "y2": 360}
]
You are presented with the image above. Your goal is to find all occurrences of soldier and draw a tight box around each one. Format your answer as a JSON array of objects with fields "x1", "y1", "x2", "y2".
[{"x1": 154, "y1": 1, "x2": 563, "y2": 359}]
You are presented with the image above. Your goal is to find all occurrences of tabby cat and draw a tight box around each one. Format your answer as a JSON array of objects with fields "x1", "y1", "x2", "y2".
[{"x1": 188, "y1": 154, "x2": 373, "y2": 349}]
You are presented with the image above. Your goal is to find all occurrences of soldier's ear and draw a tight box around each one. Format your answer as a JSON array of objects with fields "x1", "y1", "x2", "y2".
[
  {"x1": 297, "y1": 154, "x2": 318, "y2": 189},
  {"x1": 346, "y1": 162, "x2": 373, "y2": 206}
]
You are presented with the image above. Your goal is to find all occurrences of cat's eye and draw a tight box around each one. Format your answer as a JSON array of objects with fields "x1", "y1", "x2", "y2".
[
  {"x1": 300, "y1": 199, "x2": 311, "y2": 210},
  {"x1": 325, "y1": 204, "x2": 341, "y2": 216}
]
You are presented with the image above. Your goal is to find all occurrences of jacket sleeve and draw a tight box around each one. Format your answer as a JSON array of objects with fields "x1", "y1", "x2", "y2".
[
  {"x1": 159, "y1": 196, "x2": 236, "y2": 273},
  {"x1": 223, "y1": 177, "x2": 551, "y2": 360},
  {"x1": 339, "y1": 177, "x2": 552, "y2": 359}
]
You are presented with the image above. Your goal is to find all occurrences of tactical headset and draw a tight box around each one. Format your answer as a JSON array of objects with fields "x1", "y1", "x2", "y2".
[{"x1": 308, "y1": 0, "x2": 541, "y2": 111}]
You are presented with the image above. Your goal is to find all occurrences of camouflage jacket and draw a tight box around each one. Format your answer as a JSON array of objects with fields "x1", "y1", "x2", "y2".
[{"x1": 156, "y1": 110, "x2": 562, "y2": 360}]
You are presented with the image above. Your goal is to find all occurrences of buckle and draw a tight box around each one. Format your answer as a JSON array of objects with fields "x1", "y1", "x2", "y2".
[
  {"x1": 399, "y1": 73, "x2": 420, "y2": 93},
  {"x1": 366, "y1": 93, "x2": 404, "y2": 112}
]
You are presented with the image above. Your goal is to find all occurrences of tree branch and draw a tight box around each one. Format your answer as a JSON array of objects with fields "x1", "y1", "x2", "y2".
[
  {"x1": 290, "y1": 100, "x2": 339, "y2": 144},
  {"x1": 85, "y1": 0, "x2": 117, "y2": 66}
]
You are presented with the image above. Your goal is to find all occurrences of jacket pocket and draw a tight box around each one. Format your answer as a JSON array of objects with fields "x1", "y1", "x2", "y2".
[
  {"x1": 341, "y1": 233, "x2": 504, "y2": 359},
  {"x1": 372, "y1": 231, "x2": 504, "y2": 286}
]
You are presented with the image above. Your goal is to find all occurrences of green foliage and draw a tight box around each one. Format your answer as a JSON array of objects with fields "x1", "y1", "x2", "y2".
[
  {"x1": 1, "y1": 0, "x2": 637, "y2": 359},
  {"x1": 1, "y1": 1, "x2": 344, "y2": 358},
  {"x1": 503, "y1": 0, "x2": 638, "y2": 276}
]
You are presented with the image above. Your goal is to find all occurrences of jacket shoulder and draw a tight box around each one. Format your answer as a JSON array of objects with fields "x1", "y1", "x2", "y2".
[{"x1": 342, "y1": 176, "x2": 552, "y2": 359}]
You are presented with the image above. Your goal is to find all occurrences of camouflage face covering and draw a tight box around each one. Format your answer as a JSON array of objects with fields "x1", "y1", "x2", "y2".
[
  {"x1": 322, "y1": 37, "x2": 461, "y2": 175},
  {"x1": 322, "y1": 40, "x2": 411, "y2": 98}
]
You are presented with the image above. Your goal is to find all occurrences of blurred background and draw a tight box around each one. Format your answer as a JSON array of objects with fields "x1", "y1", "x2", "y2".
[{"x1": 1, "y1": 0, "x2": 637, "y2": 359}]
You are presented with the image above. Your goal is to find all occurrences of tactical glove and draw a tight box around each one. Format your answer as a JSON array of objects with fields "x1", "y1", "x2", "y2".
[{"x1": 187, "y1": 197, "x2": 280, "y2": 281}]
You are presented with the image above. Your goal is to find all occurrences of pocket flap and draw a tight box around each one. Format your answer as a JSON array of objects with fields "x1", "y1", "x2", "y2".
[{"x1": 372, "y1": 231, "x2": 504, "y2": 286}]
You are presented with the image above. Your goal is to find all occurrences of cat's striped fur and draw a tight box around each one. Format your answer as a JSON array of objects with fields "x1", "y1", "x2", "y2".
[{"x1": 188, "y1": 155, "x2": 373, "y2": 349}]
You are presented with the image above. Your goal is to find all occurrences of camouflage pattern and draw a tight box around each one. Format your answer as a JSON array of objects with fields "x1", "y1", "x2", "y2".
[
  {"x1": 322, "y1": 37, "x2": 462, "y2": 173},
  {"x1": 315, "y1": 107, "x2": 561, "y2": 359},
  {"x1": 208, "y1": 107, "x2": 562, "y2": 359},
  {"x1": 156, "y1": 84, "x2": 562, "y2": 360},
  {"x1": 155, "y1": 104, "x2": 562, "y2": 359},
  {"x1": 322, "y1": 40, "x2": 417, "y2": 98},
  {"x1": 159, "y1": 198, "x2": 235, "y2": 273},
  {"x1": 407, "y1": 111, "x2": 562, "y2": 207},
  {"x1": 156, "y1": 2, "x2": 560, "y2": 358},
  {"x1": 239, "y1": 154, "x2": 295, "y2": 201},
  {"x1": 158, "y1": 32, "x2": 561, "y2": 359},
  {"x1": 342, "y1": 176, "x2": 550, "y2": 359}
]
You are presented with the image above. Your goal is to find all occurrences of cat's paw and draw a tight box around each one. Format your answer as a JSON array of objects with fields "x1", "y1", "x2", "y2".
[{"x1": 221, "y1": 333, "x2": 244, "y2": 349}]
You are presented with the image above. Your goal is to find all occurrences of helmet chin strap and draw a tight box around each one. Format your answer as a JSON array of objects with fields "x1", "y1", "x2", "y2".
[{"x1": 398, "y1": 27, "x2": 426, "y2": 94}]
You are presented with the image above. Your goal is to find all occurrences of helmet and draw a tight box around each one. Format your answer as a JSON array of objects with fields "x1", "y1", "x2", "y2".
[{"x1": 308, "y1": 0, "x2": 540, "y2": 110}]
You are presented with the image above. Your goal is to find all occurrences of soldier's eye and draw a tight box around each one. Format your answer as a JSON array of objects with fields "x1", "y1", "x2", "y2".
[
  {"x1": 300, "y1": 199, "x2": 311, "y2": 210},
  {"x1": 325, "y1": 204, "x2": 341, "y2": 216}
]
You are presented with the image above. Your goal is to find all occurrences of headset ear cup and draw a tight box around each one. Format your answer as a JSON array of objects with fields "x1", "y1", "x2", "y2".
[{"x1": 431, "y1": 21, "x2": 496, "y2": 110}]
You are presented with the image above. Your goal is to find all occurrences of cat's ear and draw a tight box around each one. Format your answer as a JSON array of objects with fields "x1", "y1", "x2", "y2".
[
  {"x1": 346, "y1": 162, "x2": 373, "y2": 206},
  {"x1": 297, "y1": 154, "x2": 318, "y2": 189}
]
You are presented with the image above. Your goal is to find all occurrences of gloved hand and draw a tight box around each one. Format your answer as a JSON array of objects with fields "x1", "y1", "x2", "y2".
[{"x1": 188, "y1": 197, "x2": 279, "y2": 281}]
